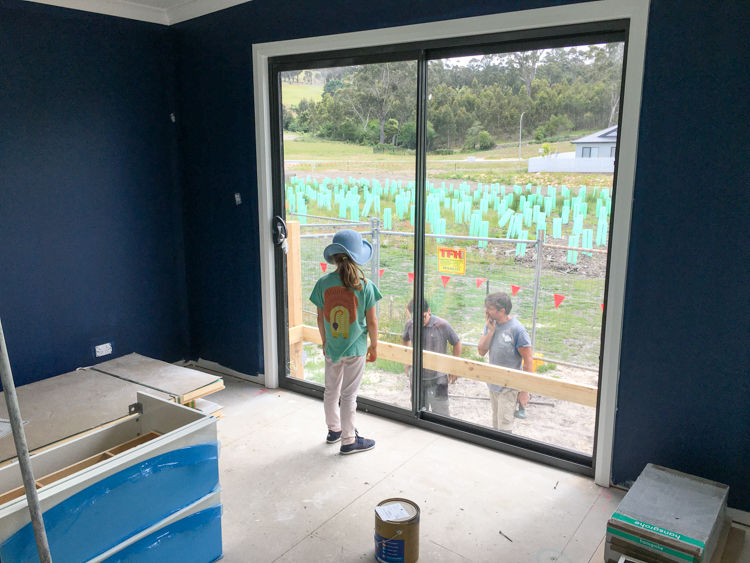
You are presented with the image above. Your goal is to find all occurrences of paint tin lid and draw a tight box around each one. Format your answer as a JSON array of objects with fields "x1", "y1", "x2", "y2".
[{"x1": 376, "y1": 498, "x2": 420, "y2": 523}]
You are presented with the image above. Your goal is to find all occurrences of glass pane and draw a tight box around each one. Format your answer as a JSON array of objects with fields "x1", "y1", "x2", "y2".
[
  {"x1": 422, "y1": 43, "x2": 624, "y2": 455},
  {"x1": 280, "y1": 62, "x2": 418, "y2": 413}
]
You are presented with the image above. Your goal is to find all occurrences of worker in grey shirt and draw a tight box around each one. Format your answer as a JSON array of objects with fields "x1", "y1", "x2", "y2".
[
  {"x1": 402, "y1": 299, "x2": 462, "y2": 416},
  {"x1": 477, "y1": 291, "x2": 533, "y2": 432}
]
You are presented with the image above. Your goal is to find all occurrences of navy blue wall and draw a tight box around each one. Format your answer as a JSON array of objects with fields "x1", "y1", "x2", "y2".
[
  {"x1": 173, "y1": 0, "x2": 750, "y2": 509},
  {"x1": 614, "y1": 0, "x2": 750, "y2": 503},
  {"x1": 0, "y1": 1, "x2": 190, "y2": 385},
  {"x1": 174, "y1": 29, "x2": 262, "y2": 374}
]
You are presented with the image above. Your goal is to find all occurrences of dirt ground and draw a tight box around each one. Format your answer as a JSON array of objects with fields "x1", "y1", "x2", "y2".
[{"x1": 358, "y1": 364, "x2": 597, "y2": 455}]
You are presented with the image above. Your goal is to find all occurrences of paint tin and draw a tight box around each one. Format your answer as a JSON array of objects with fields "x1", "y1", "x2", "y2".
[{"x1": 374, "y1": 498, "x2": 420, "y2": 563}]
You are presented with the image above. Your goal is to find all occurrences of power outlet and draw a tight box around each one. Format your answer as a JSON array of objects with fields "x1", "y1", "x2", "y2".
[{"x1": 95, "y1": 342, "x2": 113, "y2": 357}]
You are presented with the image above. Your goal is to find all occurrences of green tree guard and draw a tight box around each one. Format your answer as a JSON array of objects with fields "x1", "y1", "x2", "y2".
[
  {"x1": 553, "y1": 218, "x2": 562, "y2": 239},
  {"x1": 567, "y1": 235, "x2": 580, "y2": 264}
]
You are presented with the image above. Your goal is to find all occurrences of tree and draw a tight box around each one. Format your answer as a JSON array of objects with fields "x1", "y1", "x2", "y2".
[
  {"x1": 281, "y1": 105, "x2": 295, "y2": 131},
  {"x1": 398, "y1": 121, "x2": 436, "y2": 150},
  {"x1": 384, "y1": 119, "x2": 399, "y2": 145},
  {"x1": 591, "y1": 43, "x2": 624, "y2": 126},
  {"x1": 316, "y1": 94, "x2": 345, "y2": 139},
  {"x1": 349, "y1": 62, "x2": 416, "y2": 144},
  {"x1": 336, "y1": 85, "x2": 375, "y2": 132},
  {"x1": 281, "y1": 70, "x2": 302, "y2": 83},
  {"x1": 339, "y1": 120, "x2": 358, "y2": 142},
  {"x1": 511, "y1": 50, "x2": 544, "y2": 97},
  {"x1": 454, "y1": 107, "x2": 474, "y2": 145},
  {"x1": 431, "y1": 105, "x2": 457, "y2": 148},
  {"x1": 282, "y1": 46, "x2": 624, "y2": 145},
  {"x1": 544, "y1": 114, "x2": 574, "y2": 137},
  {"x1": 323, "y1": 80, "x2": 345, "y2": 97}
]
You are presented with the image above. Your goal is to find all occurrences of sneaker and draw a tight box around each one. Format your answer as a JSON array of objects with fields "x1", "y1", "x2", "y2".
[
  {"x1": 326, "y1": 430, "x2": 342, "y2": 444},
  {"x1": 340, "y1": 431, "x2": 375, "y2": 455}
]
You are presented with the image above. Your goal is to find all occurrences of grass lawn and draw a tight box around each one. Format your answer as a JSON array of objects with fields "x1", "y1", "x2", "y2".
[
  {"x1": 281, "y1": 82, "x2": 325, "y2": 107},
  {"x1": 284, "y1": 136, "x2": 614, "y2": 188},
  {"x1": 284, "y1": 139, "x2": 390, "y2": 160}
]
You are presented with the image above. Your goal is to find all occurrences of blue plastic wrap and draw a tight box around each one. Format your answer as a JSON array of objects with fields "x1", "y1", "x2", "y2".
[
  {"x1": 1, "y1": 442, "x2": 220, "y2": 563},
  {"x1": 102, "y1": 504, "x2": 223, "y2": 563}
]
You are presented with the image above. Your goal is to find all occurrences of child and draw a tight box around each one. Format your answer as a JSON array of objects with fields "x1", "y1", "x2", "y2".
[{"x1": 310, "y1": 229, "x2": 382, "y2": 455}]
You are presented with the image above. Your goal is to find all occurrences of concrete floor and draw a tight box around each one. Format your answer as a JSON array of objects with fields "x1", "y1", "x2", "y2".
[{"x1": 210, "y1": 374, "x2": 748, "y2": 563}]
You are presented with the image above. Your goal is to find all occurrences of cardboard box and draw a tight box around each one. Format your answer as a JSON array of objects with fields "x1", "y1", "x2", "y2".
[
  {"x1": 605, "y1": 520, "x2": 745, "y2": 563},
  {"x1": 605, "y1": 464, "x2": 729, "y2": 563}
]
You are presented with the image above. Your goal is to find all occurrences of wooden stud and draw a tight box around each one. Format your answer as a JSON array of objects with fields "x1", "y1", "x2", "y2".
[
  {"x1": 105, "y1": 431, "x2": 161, "y2": 456},
  {"x1": 288, "y1": 325, "x2": 303, "y2": 345},
  {"x1": 35, "y1": 452, "x2": 113, "y2": 487},
  {"x1": 1, "y1": 431, "x2": 162, "y2": 505},
  {"x1": 287, "y1": 221, "x2": 305, "y2": 379},
  {"x1": 178, "y1": 380, "x2": 225, "y2": 405},
  {"x1": 300, "y1": 325, "x2": 597, "y2": 407}
]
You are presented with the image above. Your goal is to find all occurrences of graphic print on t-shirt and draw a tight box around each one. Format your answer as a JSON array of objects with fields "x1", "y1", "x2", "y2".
[
  {"x1": 323, "y1": 286, "x2": 359, "y2": 339},
  {"x1": 496, "y1": 328, "x2": 516, "y2": 355}
]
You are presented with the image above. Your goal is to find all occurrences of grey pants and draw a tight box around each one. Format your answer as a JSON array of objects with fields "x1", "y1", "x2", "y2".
[{"x1": 410, "y1": 376, "x2": 450, "y2": 416}]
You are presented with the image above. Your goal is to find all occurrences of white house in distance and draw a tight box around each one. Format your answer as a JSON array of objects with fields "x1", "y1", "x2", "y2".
[
  {"x1": 572, "y1": 125, "x2": 618, "y2": 158},
  {"x1": 527, "y1": 125, "x2": 617, "y2": 173}
]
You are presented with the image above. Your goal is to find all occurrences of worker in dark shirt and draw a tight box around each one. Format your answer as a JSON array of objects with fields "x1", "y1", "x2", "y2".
[{"x1": 401, "y1": 299, "x2": 462, "y2": 416}]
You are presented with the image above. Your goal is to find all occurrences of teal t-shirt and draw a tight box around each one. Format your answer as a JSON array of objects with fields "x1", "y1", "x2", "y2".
[{"x1": 309, "y1": 272, "x2": 382, "y2": 363}]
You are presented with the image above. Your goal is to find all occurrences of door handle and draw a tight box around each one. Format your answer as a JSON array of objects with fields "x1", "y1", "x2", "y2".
[{"x1": 272, "y1": 215, "x2": 288, "y2": 247}]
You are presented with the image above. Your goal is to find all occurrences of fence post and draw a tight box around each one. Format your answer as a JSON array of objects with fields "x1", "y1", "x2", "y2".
[
  {"x1": 531, "y1": 230, "x2": 543, "y2": 347},
  {"x1": 286, "y1": 220, "x2": 304, "y2": 379}
]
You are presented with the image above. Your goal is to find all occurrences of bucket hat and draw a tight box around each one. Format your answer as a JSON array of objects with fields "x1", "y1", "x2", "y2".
[{"x1": 323, "y1": 229, "x2": 373, "y2": 265}]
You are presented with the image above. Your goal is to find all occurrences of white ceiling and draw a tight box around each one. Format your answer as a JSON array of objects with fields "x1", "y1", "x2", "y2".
[{"x1": 24, "y1": 0, "x2": 251, "y2": 25}]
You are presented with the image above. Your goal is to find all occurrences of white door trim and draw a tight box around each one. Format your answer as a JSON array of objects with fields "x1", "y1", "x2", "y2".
[{"x1": 253, "y1": 0, "x2": 651, "y2": 487}]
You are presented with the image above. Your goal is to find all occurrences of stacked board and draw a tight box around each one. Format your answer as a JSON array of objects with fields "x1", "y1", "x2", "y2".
[
  {"x1": 606, "y1": 464, "x2": 729, "y2": 563},
  {"x1": 0, "y1": 353, "x2": 224, "y2": 464}
]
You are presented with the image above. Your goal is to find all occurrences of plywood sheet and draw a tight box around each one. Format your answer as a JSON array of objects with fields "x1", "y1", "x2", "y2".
[
  {"x1": 0, "y1": 369, "x2": 172, "y2": 463},
  {"x1": 91, "y1": 353, "x2": 223, "y2": 401}
]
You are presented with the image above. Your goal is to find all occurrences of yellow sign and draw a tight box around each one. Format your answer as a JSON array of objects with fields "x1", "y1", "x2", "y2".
[{"x1": 437, "y1": 247, "x2": 466, "y2": 275}]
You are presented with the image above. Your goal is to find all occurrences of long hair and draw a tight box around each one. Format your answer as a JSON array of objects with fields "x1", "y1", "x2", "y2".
[{"x1": 332, "y1": 254, "x2": 365, "y2": 291}]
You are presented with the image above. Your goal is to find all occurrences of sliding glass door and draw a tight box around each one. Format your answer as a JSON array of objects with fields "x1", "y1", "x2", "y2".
[{"x1": 269, "y1": 24, "x2": 627, "y2": 472}]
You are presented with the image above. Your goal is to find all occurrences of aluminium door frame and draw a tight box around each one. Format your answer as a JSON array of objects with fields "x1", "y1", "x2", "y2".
[{"x1": 253, "y1": 0, "x2": 651, "y2": 486}]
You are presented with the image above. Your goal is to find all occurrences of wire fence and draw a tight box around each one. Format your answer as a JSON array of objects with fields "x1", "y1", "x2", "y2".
[{"x1": 294, "y1": 215, "x2": 605, "y2": 371}]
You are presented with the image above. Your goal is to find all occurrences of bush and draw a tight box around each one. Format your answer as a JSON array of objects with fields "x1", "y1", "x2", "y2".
[
  {"x1": 536, "y1": 362, "x2": 557, "y2": 374},
  {"x1": 339, "y1": 120, "x2": 358, "y2": 142},
  {"x1": 464, "y1": 125, "x2": 495, "y2": 151},
  {"x1": 317, "y1": 122, "x2": 335, "y2": 139},
  {"x1": 431, "y1": 149, "x2": 454, "y2": 155},
  {"x1": 373, "y1": 144, "x2": 411, "y2": 155},
  {"x1": 478, "y1": 130, "x2": 495, "y2": 150}
]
